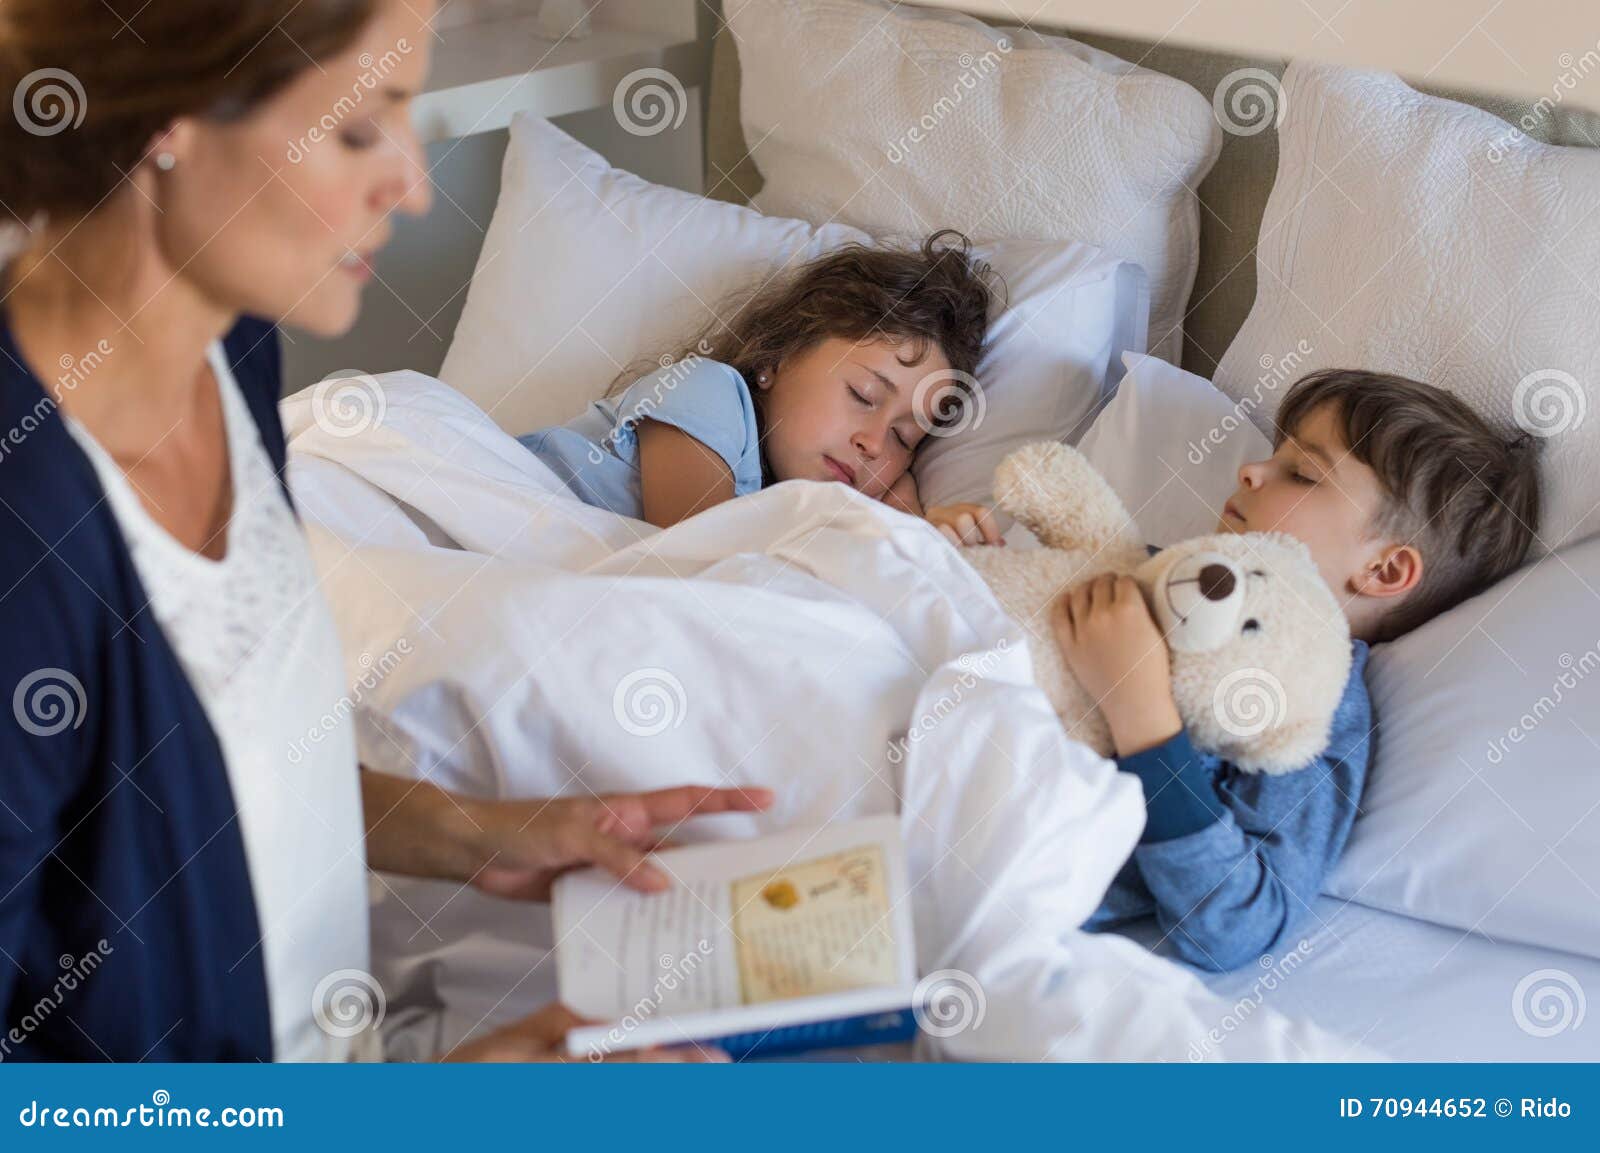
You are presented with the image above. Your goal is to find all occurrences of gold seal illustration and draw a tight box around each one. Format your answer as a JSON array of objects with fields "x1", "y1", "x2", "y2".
[{"x1": 761, "y1": 880, "x2": 800, "y2": 910}]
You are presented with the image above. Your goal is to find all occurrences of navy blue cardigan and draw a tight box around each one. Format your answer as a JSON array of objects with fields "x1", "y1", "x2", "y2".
[{"x1": 0, "y1": 313, "x2": 286, "y2": 1061}]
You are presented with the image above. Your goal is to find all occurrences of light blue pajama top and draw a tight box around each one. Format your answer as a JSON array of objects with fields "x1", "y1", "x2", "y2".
[{"x1": 518, "y1": 358, "x2": 765, "y2": 519}]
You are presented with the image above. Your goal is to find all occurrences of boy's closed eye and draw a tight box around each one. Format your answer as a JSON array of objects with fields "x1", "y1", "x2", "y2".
[{"x1": 1284, "y1": 433, "x2": 1337, "y2": 482}]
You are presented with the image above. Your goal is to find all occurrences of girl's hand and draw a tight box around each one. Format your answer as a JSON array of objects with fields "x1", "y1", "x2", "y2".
[
  {"x1": 1051, "y1": 574, "x2": 1182, "y2": 755},
  {"x1": 444, "y1": 1002, "x2": 729, "y2": 1063},
  {"x1": 926, "y1": 503, "x2": 1006, "y2": 547},
  {"x1": 466, "y1": 785, "x2": 775, "y2": 901},
  {"x1": 883, "y1": 471, "x2": 923, "y2": 517}
]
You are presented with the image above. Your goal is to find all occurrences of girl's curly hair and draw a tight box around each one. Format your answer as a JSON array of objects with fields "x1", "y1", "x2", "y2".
[{"x1": 642, "y1": 229, "x2": 1004, "y2": 434}]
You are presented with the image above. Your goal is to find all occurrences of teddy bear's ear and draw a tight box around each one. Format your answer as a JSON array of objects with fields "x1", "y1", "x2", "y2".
[{"x1": 1228, "y1": 715, "x2": 1336, "y2": 775}]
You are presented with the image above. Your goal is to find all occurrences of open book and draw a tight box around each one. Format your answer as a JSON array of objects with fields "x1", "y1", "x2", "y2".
[{"x1": 553, "y1": 815, "x2": 919, "y2": 1059}]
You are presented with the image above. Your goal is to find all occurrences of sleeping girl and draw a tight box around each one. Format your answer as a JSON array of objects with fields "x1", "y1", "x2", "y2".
[{"x1": 518, "y1": 229, "x2": 1002, "y2": 529}]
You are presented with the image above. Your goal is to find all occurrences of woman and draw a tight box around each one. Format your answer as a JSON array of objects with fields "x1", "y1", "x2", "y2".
[{"x1": 0, "y1": 0, "x2": 768, "y2": 1061}]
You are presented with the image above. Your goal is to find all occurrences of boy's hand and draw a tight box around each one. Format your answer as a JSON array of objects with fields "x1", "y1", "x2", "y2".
[
  {"x1": 927, "y1": 503, "x2": 1006, "y2": 547},
  {"x1": 1052, "y1": 574, "x2": 1182, "y2": 756}
]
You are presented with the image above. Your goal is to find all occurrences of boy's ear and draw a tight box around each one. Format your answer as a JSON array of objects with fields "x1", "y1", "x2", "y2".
[{"x1": 1351, "y1": 543, "x2": 1423, "y2": 600}]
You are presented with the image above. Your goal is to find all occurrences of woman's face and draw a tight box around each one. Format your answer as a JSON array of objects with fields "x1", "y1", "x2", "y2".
[
  {"x1": 758, "y1": 336, "x2": 949, "y2": 499},
  {"x1": 156, "y1": 0, "x2": 435, "y2": 336}
]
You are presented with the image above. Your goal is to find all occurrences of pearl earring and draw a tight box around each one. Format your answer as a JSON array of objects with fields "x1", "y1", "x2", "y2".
[{"x1": 155, "y1": 152, "x2": 177, "y2": 172}]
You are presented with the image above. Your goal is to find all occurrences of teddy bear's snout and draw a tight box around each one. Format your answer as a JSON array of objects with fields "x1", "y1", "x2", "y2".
[
  {"x1": 1154, "y1": 551, "x2": 1248, "y2": 653},
  {"x1": 1197, "y1": 563, "x2": 1236, "y2": 601}
]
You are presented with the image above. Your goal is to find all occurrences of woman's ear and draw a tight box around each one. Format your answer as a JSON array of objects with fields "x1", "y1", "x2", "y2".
[
  {"x1": 143, "y1": 120, "x2": 194, "y2": 172},
  {"x1": 1351, "y1": 543, "x2": 1423, "y2": 600}
]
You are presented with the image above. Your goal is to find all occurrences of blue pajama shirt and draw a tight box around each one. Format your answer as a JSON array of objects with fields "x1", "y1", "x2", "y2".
[{"x1": 1085, "y1": 641, "x2": 1372, "y2": 972}]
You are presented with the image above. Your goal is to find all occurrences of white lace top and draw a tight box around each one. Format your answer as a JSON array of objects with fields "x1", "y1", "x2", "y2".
[{"x1": 63, "y1": 341, "x2": 373, "y2": 1061}]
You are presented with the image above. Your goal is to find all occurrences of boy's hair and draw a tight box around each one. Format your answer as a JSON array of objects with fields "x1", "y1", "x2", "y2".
[
  {"x1": 1276, "y1": 369, "x2": 1542, "y2": 642},
  {"x1": 655, "y1": 229, "x2": 1004, "y2": 431}
]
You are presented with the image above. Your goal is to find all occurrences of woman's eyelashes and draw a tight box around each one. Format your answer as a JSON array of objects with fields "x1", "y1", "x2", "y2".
[{"x1": 340, "y1": 123, "x2": 381, "y2": 151}]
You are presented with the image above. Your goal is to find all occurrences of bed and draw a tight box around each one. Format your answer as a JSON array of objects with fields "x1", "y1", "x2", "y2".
[
  {"x1": 289, "y1": 0, "x2": 1600, "y2": 1061},
  {"x1": 1119, "y1": 900, "x2": 1600, "y2": 1062},
  {"x1": 692, "y1": 1, "x2": 1600, "y2": 1063}
]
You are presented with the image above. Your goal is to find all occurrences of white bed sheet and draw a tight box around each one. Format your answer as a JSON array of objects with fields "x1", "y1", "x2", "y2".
[{"x1": 1118, "y1": 898, "x2": 1599, "y2": 1061}]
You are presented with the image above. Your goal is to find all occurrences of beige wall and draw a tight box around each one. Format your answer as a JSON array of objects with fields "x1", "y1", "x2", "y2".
[{"x1": 280, "y1": 95, "x2": 703, "y2": 396}]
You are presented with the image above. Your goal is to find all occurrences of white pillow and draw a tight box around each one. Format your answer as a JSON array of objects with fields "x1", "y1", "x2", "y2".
[
  {"x1": 727, "y1": 0, "x2": 1220, "y2": 365},
  {"x1": 1327, "y1": 533, "x2": 1600, "y2": 960},
  {"x1": 440, "y1": 114, "x2": 1148, "y2": 506},
  {"x1": 440, "y1": 117, "x2": 867, "y2": 435},
  {"x1": 915, "y1": 238, "x2": 1147, "y2": 508},
  {"x1": 1214, "y1": 61, "x2": 1600, "y2": 554},
  {"x1": 1078, "y1": 352, "x2": 1272, "y2": 546}
]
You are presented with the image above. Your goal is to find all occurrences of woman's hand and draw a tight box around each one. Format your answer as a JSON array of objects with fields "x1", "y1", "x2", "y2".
[
  {"x1": 1051, "y1": 574, "x2": 1182, "y2": 756},
  {"x1": 360, "y1": 773, "x2": 773, "y2": 900},
  {"x1": 465, "y1": 785, "x2": 774, "y2": 901},
  {"x1": 926, "y1": 502, "x2": 1006, "y2": 547},
  {"x1": 444, "y1": 1002, "x2": 729, "y2": 1063}
]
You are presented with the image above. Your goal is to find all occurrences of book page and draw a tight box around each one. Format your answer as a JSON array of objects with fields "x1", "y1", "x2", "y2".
[
  {"x1": 729, "y1": 843, "x2": 898, "y2": 1004},
  {"x1": 554, "y1": 815, "x2": 911, "y2": 1024},
  {"x1": 556, "y1": 875, "x2": 741, "y2": 1019}
]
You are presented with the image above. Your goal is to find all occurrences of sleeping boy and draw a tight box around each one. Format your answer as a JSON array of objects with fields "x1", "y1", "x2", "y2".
[{"x1": 930, "y1": 369, "x2": 1541, "y2": 970}]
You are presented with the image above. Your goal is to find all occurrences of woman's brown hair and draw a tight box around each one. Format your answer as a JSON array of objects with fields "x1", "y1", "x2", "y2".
[
  {"x1": 0, "y1": 0, "x2": 377, "y2": 224},
  {"x1": 655, "y1": 228, "x2": 1003, "y2": 435}
]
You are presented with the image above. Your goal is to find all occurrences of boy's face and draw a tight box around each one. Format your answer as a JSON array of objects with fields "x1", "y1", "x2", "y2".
[{"x1": 1217, "y1": 402, "x2": 1391, "y2": 607}]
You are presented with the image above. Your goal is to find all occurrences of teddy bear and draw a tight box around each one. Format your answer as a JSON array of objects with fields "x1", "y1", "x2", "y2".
[{"x1": 962, "y1": 442, "x2": 1352, "y2": 774}]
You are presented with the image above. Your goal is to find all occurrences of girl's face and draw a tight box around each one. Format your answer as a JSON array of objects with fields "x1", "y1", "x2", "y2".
[
  {"x1": 156, "y1": 0, "x2": 435, "y2": 337},
  {"x1": 757, "y1": 336, "x2": 949, "y2": 498}
]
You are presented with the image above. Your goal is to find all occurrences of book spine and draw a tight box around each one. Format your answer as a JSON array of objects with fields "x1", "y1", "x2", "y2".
[{"x1": 704, "y1": 1009, "x2": 917, "y2": 1060}]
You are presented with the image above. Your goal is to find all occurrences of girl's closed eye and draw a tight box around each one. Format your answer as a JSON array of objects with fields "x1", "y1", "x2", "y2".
[{"x1": 848, "y1": 383, "x2": 873, "y2": 407}]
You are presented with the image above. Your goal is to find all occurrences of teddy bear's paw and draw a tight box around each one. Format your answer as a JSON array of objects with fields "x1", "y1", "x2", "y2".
[{"x1": 992, "y1": 442, "x2": 1142, "y2": 558}]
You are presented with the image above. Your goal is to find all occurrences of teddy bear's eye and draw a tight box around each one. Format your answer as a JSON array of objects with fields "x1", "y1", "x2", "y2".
[{"x1": 1242, "y1": 618, "x2": 1261, "y2": 633}]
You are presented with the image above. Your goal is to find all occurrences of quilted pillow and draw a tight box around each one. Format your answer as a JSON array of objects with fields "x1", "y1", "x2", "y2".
[
  {"x1": 726, "y1": 0, "x2": 1220, "y2": 365},
  {"x1": 1214, "y1": 61, "x2": 1600, "y2": 554}
]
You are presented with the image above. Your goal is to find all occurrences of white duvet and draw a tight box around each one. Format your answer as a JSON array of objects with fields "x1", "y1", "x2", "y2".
[{"x1": 283, "y1": 372, "x2": 1370, "y2": 1062}]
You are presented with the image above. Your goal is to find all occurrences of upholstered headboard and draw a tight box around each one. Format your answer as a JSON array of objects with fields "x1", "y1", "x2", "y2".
[{"x1": 704, "y1": 14, "x2": 1600, "y2": 376}]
